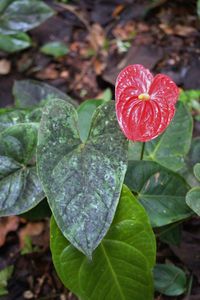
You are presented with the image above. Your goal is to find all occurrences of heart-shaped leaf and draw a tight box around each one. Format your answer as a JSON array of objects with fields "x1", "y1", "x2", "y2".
[
  {"x1": 144, "y1": 102, "x2": 193, "y2": 171},
  {"x1": 37, "y1": 100, "x2": 128, "y2": 257},
  {"x1": 0, "y1": 123, "x2": 44, "y2": 216},
  {"x1": 125, "y1": 160, "x2": 192, "y2": 227},
  {"x1": 0, "y1": 0, "x2": 54, "y2": 35},
  {"x1": 50, "y1": 185, "x2": 156, "y2": 300}
]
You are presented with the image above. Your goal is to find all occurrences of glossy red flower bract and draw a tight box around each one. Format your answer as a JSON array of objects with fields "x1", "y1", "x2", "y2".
[{"x1": 115, "y1": 64, "x2": 179, "y2": 142}]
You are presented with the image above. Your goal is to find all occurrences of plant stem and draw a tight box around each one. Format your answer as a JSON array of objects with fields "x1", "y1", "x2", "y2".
[{"x1": 140, "y1": 142, "x2": 145, "y2": 160}]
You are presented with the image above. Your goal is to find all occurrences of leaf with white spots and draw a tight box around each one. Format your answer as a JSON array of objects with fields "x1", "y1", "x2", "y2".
[{"x1": 37, "y1": 100, "x2": 128, "y2": 257}]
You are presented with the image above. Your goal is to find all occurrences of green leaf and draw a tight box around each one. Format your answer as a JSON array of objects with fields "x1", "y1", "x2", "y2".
[
  {"x1": 0, "y1": 0, "x2": 14, "y2": 14},
  {"x1": 158, "y1": 223, "x2": 182, "y2": 246},
  {"x1": 0, "y1": 108, "x2": 27, "y2": 133},
  {"x1": 180, "y1": 138, "x2": 200, "y2": 187},
  {"x1": 50, "y1": 185, "x2": 156, "y2": 300},
  {"x1": 40, "y1": 41, "x2": 69, "y2": 58},
  {"x1": 0, "y1": 32, "x2": 31, "y2": 53},
  {"x1": 37, "y1": 100, "x2": 128, "y2": 257},
  {"x1": 194, "y1": 163, "x2": 200, "y2": 181},
  {"x1": 144, "y1": 102, "x2": 193, "y2": 171},
  {"x1": 77, "y1": 99, "x2": 107, "y2": 142},
  {"x1": 128, "y1": 141, "x2": 143, "y2": 161},
  {"x1": 186, "y1": 187, "x2": 200, "y2": 216},
  {"x1": 125, "y1": 160, "x2": 192, "y2": 227},
  {"x1": 0, "y1": 123, "x2": 44, "y2": 216},
  {"x1": 198, "y1": 0, "x2": 200, "y2": 18},
  {"x1": 13, "y1": 79, "x2": 77, "y2": 108},
  {"x1": 0, "y1": 265, "x2": 14, "y2": 296},
  {"x1": 187, "y1": 138, "x2": 200, "y2": 167},
  {"x1": 154, "y1": 264, "x2": 187, "y2": 296},
  {"x1": 0, "y1": 0, "x2": 54, "y2": 35},
  {"x1": 102, "y1": 88, "x2": 112, "y2": 102}
]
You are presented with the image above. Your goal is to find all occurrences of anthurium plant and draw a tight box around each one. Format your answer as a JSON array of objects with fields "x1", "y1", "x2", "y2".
[{"x1": 0, "y1": 65, "x2": 199, "y2": 300}]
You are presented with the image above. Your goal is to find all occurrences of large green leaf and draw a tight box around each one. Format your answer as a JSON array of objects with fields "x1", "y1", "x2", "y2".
[
  {"x1": 37, "y1": 100, "x2": 128, "y2": 257},
  {"x1": 50, "y1": 185, "x2": 156, "y2": 300},
  {"x1": 144, "y1": 102, "x2": 193, "y2": 171},
  {"x1": 77, "y1": 99, "x2": 107, "y2": 142},
  {"x1": 13, "y1": 79, "x2": 77, "y2": 108},
  {"x1": 0, "y1": 123, "x2": 44, "y2": 216},
  {"x1": 186, "y1": 187, "x2": 200, "y2": 216},
  {"x1": 0, "y1": 32, "x2": 31, "y2": 53},
  {"x1": 154, "y1": 264, "x2": 187, "y2": 296},
  {"x1": 0, "y1": 0, "x2": 54, "y2": 35},
  {"x1": 125, "y1": 160, "x2": 192, "y2": 227}
]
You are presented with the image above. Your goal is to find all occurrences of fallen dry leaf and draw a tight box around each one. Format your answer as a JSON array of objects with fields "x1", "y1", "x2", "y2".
[
  {"x1": 0, "y1": 59, "x2": 11, "y2": 75},
  {"x1": 0, "y1": 216, "x2": 20, "y2": 247},
  {"x1": 36, "y1": 64, "x2": 59, "y2": 80},
  {"x1": 112, "y1": 21, "x2": 136, "y2": 40},
  {"x1": 19, "y1": 222, "x2": 44, "y2": 248},
  {"x1": 112, "y1": 4, "x2": 125, "y2": 18},
  {"x1": 159, "y1": 23, "x2": 197, "y2": 36},
  {"x1": 88, "y1": 23, "x2": 105, "y2": 51},
  {"x1": 93, "y1": 58, "x2": 106, "y2": 75}
]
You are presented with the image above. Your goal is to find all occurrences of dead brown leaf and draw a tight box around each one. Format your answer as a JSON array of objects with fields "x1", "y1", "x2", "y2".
[
  {"x1": 0, "y1": 216, "x2": 20, "y2": 247},
  {"x1": 112, "y1": 4, "x2": 125, "y2": 18},
  {"x1": 36, "y1": 64, "x2": 59, "y2": 80},
  {"x1": 93, "y1": 58, "x2": 106, "y2": 75},
  {"x1": 88, "y1": 23, "x2": 105, "y2": 51},
  {"x1": 0, "y1": 59, "x2": 11, "y2": 75},
  {"x1": 112, "y1": 21, "x2": 136, "y2": 40},
  {"x1": 159, "y1": 23, "x2": 197, "y2": 36},
  {"x1": 19, "y1": 222, "x2": 44, "y2": 248}
]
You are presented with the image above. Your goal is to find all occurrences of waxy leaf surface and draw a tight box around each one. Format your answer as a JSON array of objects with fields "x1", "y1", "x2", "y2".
[
  {"x1": 125, "y1": 161, "x2": 192, "y2": 227},
  {"x1": 13, "y1": 79, "x2": 76, "y2": 108},
  {"x1": 0, "y1": 123, "x2": 44, "y2": 216},
  {"x1": 37, "y1": 100, "x2": 128, "y2": 257},
  {"x1": 0, "y1": 0, "x2": 54, "y2": 35},
  {"x1": 186, "y1": 187, "x2": 200, "y2": 216},
  {"x1": 50, "y1": 185, "x2": 156, "y2": 300},
  {"x1": 0, "y1": 108, "x2": 27, "y2": 133},
  {"x1": 0, "y1": 32, "x2": 31, "y2": 53},
  {"x1": 77, "y1": 99, "x2": 107, "y2": 142},
  {"x1": 154, "y1": 264, "x2": 187, "y2": 296}
]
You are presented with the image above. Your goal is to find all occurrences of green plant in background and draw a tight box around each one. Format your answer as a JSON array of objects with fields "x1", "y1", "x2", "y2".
[
  {"x1": 0, "y1": 265, "x2": 14, "y2": 296},
  {"x1": 0, "y1": 0, "x2": 54, "y2": 53},
  {"x1": 0, "y1": 76, "x2": 199, "y2": 299},
  {"x1": 40, "y1": 41, "x2": 69, "y2": 58},
  {"x1": 197, "y1": 0, "x2": 200, "y2": 18},
  {"x1": 179, "y1": 89, "x2": 200, "y2": 121}
]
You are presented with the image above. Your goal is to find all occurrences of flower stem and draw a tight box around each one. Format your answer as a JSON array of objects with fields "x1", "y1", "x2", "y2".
[{"x1": 140, "y1": 142, "x2": 145, "y2": 160}]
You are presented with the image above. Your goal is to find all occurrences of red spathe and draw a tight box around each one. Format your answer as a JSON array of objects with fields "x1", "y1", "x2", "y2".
[{"x1": 115, "y1": 64, "x2": 179, "y2": 142}]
